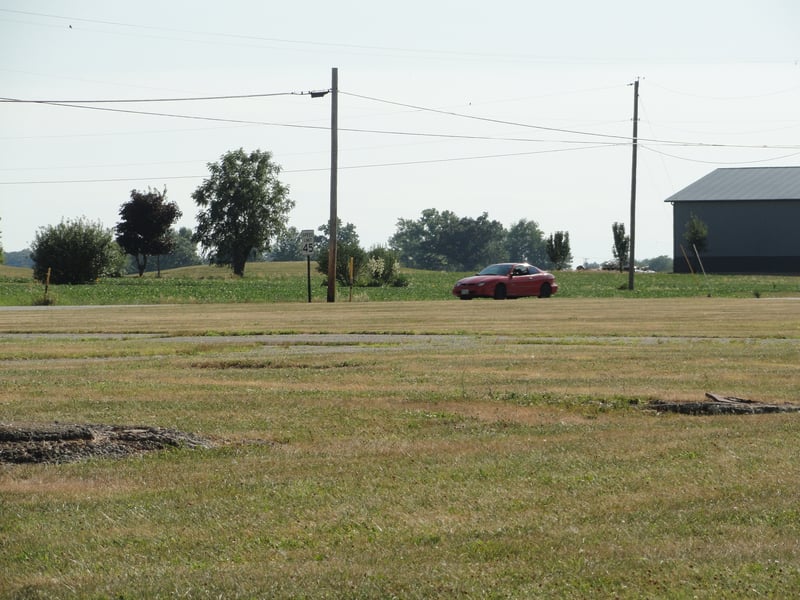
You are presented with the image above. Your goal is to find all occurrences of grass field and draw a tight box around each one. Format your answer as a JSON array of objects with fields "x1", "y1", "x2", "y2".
[
  {"x1": 1, "y1": 298, "x2": 799, "y2": 598},
  {"x1": 1, "y1": 261, "x2": 799, "y2": 305}
]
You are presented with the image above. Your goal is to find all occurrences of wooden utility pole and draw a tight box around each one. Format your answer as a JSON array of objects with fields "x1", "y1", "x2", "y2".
[
  {"x1": 627, "y1": 78, "x2": 639, "y2": 291},
  {"x1": 326, "y1": 67, "x2": 339, "y2": 302}
]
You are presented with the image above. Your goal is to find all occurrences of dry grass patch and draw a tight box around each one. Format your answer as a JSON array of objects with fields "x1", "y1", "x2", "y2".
[{"x1": 2, "y1": 298, "x2": 799, "y2": 598}]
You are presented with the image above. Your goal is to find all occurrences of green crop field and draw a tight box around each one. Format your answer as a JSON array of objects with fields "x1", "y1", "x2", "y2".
[
  {"x1": 1, "y1": 298, "x2": 799, "y2": 598},
  {"x1": 1, "y1": 261, "x2": 799, "y2": 305}
]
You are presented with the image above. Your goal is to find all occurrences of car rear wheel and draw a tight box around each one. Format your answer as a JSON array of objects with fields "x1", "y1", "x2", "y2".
[
  {"x1": 493, "y1": 284, "x2": 507, "y2": 300},
  {"x1": 538, "y1": 283, "x2": 552, "y2": 298}
]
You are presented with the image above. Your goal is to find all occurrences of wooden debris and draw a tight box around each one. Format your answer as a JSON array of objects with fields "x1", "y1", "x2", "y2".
[{"x1": 648, "y1": 394, "x2": 800, "y2": 415}]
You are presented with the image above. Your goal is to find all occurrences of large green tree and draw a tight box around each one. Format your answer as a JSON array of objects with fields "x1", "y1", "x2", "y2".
[
  {"x1": 506, "y1": 219, "x2": 547, "y2": 265},
  {"x1": 192, "y1": 148, "x2": 293, "y2": 276},
  {"x1": 31, "y1": 218, "x2": 127, "y2": 284},
  {"x1": 450, "y1": 213, "x2": 506, "y2": 271},
  {"x1": 115, "y1": 187, "x2": 182, "y2": 276},
  {"x1": 390, "y1": 209, "x2": 459, "y2": 270},
  {"x1": 390, "y1": 209, "x2": 505, "y2": 271}
]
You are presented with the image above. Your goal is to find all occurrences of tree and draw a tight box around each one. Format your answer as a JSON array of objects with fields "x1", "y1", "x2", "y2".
[
  {"x1": 156, "y1": 228, "x2": 202, "y2": 271},
  {"x1": 390, "y1": 209, "x2": 505, "y2": 271},
  {"x1": 316, "y1": 220, "x2": 367, "y2": 287},
  {"x1": 390, "y1": 208, "x2": 459, "y2": 270},
  {"x1": 2, "y1": 249, "x2": 33, "y2": 268},
  {"x1": 683, "y1": 212, "x2": 708, "y2": 253},
  {"x1": 640, "y1": 255, "x2": 673, "y2": 272},
  {"x1": 683, "y1": 212, "x2": 709, "y2": 273},
  {"x1": 269, "y1": 226, "x2": 305, "y2": 261},
  {"x1": 192, "y1": 148, "x2": 293, "y2": 276},
  {"x1": 31, "y1": 218, "x2": 127, "y2": 284},
  {"x1": 611, "y1": 222, "x2": 630, "y2": 272},
  {"x1": 450, "y1": 213, "x2": 506, "y2": 271},
  {"x1": 506, "y1": 219, "x2": 547, "y2": 265},
  {"x1": 545, "y1": 231, "x2": 573, "y2": 270},
  {"x1": 115, "y1": 187, "x2": 182, "y2": 277}
]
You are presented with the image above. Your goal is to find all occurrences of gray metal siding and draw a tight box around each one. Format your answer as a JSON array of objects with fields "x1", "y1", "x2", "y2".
[{"x1": 671, "y1": 200, "x2": 800, "y2": 273}]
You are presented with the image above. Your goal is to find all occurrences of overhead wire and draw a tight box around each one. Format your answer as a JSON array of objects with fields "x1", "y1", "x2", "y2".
[
  {"x1": 641, "y1": 145, "x2": 800, "y2": 165},
  {"x1": 0, "y1": 91, "x2": 310, "y2": 103},
  {"x1": 0, "y1": 143, "x2": 628, "y2": 185},
  {"x1": 0, "y1": 95, "x2": 624, "y2": 146},
  {"x1": 7, "y1": 92, "x2": 800, "y2": 150},
  {"x1": 3, "y1": 83, "x2": 799, "y2": 185},
  {"x1": 342, "y1": 91, "x2": 800, "y2": 150}
]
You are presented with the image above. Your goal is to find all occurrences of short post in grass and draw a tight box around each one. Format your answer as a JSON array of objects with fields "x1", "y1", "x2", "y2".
[{"x1": 349, "y1": 256, "x2": 354, "y2": 302}]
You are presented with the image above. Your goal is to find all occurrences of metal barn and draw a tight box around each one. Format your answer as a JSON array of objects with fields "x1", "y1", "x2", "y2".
[{"x1": 666, "y1": 167, "x2": 800, "y2": 274}]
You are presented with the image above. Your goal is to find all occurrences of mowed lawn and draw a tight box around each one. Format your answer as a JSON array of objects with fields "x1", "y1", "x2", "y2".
[{"x1": 1, "y1": 298, "x2": 799, "y2": 598}]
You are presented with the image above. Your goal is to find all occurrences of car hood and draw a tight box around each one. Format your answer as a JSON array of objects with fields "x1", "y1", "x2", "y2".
[{"x1": 455, "y1": 275, "x2": 501, "y2": 285}]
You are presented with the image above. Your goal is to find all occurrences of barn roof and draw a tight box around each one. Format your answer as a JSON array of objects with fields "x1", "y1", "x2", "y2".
[{"x1": 665, "y1": 166, "x2": 800, "y2": 202}]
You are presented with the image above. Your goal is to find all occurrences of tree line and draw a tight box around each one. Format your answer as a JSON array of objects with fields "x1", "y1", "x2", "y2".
[{"x1": 2, "y1": 146, "x2": 674, "y2": 284}]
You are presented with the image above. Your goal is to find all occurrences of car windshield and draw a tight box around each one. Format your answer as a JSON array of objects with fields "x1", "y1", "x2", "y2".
[{"x1": 477, "y1": 264, "x2": 512, "y2": 276}]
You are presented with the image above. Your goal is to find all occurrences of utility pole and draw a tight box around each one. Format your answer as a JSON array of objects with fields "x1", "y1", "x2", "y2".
[
  {"x1": 628, "y1": 78, "x2": 639, "y2": 291},
  {"x1": 326, "y1": 67, "x2": 339, "y2": 302}
]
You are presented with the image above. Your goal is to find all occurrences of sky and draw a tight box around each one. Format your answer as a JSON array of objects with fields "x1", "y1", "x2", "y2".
[{"x1": 2, "y1": 0, "x2": 799, "y2": 266}]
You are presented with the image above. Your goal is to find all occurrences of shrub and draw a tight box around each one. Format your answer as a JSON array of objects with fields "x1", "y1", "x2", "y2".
[{"x1": 31, "y1": 218, "x2": 127, "y2": 284}]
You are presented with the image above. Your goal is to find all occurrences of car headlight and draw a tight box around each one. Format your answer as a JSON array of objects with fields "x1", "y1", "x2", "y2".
[{"x1": 477, "y1": 282, "x2": 486, "y2": 287}]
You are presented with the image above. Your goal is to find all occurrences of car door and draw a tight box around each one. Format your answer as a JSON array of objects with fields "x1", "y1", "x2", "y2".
[{"x1": 508, "y1": 265, "x2": 534, "y2": 297}]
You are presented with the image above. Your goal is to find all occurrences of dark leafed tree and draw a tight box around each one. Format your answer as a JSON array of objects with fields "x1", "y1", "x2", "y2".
[
  {"x1": 545, "y1": 231, "x2": 573, "y2": 271},
  {"x1": 611, "y1": 222, "x2": 630, "y2": 272},
  {"x1": 192, "y1": 148, "x2": 293, "y2": 277},
  {"x1": 115, "y1": 187, "x2": 182, "y2": 277}
]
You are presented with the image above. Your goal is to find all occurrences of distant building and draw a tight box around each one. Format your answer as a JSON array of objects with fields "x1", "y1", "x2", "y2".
[{"x1": 665, "y1": 167, "x2": 800, "y2": 274}]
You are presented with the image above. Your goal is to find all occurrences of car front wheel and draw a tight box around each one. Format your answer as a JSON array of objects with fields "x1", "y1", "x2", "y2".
[
  {"x1": 493, "y1": 284, "x2": 507, "y2": 300},
  {"x1": 538, "y1": 283, "x2": 552, "y2": 298}
]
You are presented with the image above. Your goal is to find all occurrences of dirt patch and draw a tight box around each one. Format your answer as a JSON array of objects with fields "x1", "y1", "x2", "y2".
[
  {"x1": 0, "y1": 423, "x2": 214, "y2": 464},
  {"x1": 648, "y1": 393, "x2": 800, "y2": 416}
]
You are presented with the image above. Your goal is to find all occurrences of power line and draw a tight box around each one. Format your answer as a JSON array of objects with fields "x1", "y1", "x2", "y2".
[
  {"x1": 7, "y1": 90, "x2": 800, "y2": 150},
  {"x1": 0, "y1": 91, "x2": 311, "y2": 103},
  {"x1": 0, "y1": 97, "x2": 332, "y2": 132},
  {"x1": 0, "y1": 143, "x2": 626, "y2": 185},
  {"x1": 341, "y1": 91, "x2": 632, "y2": 142},
  {"x1": 343, "y1": 91, "x2": 800, "y2": 150},
  {"x1": 0, "y1": 95, "x2": 623, "y2": 145},
  {"x1": 293, "y1": 143, "x2": 626, "y2": 172},
  {"x1": 641, "y1": 145, "x2": 800, "y2": 165}
]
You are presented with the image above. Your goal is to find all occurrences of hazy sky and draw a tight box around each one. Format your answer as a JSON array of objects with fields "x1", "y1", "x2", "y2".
[{"x1": 2, "y1": 0, "x2": 799, "y2": 265}]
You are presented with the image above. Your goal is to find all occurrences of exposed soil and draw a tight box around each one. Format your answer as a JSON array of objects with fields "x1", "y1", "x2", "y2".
[
  {"x1": 0, "y1": 423, "x2": 214, "y2": 464},
  {"x1": 648, "y1": 393, "x2": 800, "y2": 416}
]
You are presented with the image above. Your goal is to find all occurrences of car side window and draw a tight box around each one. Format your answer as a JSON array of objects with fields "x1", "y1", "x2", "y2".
[{"x1": 513, "y1": 266, "x2": 528, "y2": 275}]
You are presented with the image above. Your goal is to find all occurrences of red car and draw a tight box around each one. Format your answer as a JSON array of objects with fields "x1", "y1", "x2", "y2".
[{"x1": 452, "y1": 263, "x2": 558, "y2": 300}]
